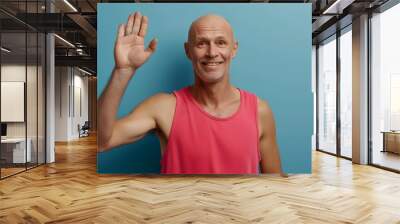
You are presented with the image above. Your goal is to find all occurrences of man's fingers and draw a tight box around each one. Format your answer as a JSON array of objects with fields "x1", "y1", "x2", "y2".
[
  {"x1": 132, "y1": 11, "x2": 141, "y2": 35},
  {"x1": 125, "y1": 13, "x2": 134, "y2": 35},
  {"x1": 146, "y1": 38, "x2": 158, "y2": 53},
  {"x1": 117, "y1": 24, "x2": 125, "y2": 38},
  {"x1": 138, "y1": 16, "x2": 148, "y2": 37}
]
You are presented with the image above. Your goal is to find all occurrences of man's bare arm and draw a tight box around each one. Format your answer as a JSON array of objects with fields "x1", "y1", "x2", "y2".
[
  {"x1": 99, "y1": 92, "x2": 173, "y2": 152},
  {"x1": 258, "y1": 99, "x2": 282, "y2": 174},
  {"x1": 98, "y1": 11, "x2": 158, "y2": 152}
]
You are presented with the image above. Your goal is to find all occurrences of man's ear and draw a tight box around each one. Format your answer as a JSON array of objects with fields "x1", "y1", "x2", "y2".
[
  {"x1": 184, "y1": 42, "x2": 191, "y2": 59},
  {"x1": 232, "y1": 41, "x2": 238, "y2": 58}
]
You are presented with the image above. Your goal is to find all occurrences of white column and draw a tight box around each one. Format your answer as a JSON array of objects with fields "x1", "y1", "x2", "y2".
[
  {"x1": 352, "y1": 14, "x2": 369, "y2": 164},
  {"x1": 46, "y1": 1, "x2": 55, "y2": 163}
]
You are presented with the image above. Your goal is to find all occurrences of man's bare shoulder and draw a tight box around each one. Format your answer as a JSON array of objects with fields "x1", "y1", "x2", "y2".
[
  {"x1": 256, "y1": 97, "x2": 275, "y2": 138},
  {"x1": 142, "y1": 92, "x2": 176, "y2": 115},
  {"x1": 128, "y1": 92, "x2": 175, "y2": 113},
  {"x1": 257, "y1": 97, "x2": 273, "y2": 119},
  {"x1": 145, "y1": 93, "x2": 176, "y2": 136},
  {"x1": 146, "y1": 93, "x2": 176, "y2": 106},
  {"x1": 147, "y1": 92, "x2": 176, "y2": 104}
]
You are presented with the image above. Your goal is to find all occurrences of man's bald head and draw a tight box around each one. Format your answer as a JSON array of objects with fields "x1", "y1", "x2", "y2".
[
  {"x1": 187, "y1": 14, "x2": 235, "y2": 43},
  {"x1": 184, "y1": 13, "x2": 238, "y2": 84}
]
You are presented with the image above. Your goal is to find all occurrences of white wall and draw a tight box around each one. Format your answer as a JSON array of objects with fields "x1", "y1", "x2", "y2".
[
  {"x1": 55, "y1": 67, "x2": 89, "y2": 141},
  {"x1": 1, "y1": 65, "x2": 26, "y2": 128},
  {"x1": 1, "y1": 65, "x2": 40, "y2": 137},
  {"x1": 55, "y1": 67, "x2": 69, "y2": 141},
  {"x1": 1, "y1": 63, "x2": 46, "y2": 164}
]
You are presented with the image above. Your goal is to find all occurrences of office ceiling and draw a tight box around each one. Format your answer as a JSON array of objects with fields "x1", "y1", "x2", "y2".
[{"x1": 0, "y1": 0, "x2": 393, "y2": 75}]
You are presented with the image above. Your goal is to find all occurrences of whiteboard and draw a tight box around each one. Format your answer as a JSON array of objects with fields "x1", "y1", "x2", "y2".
[{"x1": 1, "y1": 82, "x2": 25, "y2": 122}]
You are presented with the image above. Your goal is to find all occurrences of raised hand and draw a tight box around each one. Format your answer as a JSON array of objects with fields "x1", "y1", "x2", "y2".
[{"x1": 114, "y1": 11, "x2": 157, "y2": 71}]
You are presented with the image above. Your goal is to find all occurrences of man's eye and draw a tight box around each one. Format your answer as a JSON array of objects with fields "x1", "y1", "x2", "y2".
[
  {"x1": 217, "y1": 41, "x2": 227, "y2": 46},
  {"x1": 197, "y1": 42, "x2": 206, "y2": 47}
]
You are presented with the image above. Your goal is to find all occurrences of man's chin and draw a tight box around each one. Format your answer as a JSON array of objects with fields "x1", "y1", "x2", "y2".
[{"x1": 197, "y1": 73, "x2": 224, "y2": 84}]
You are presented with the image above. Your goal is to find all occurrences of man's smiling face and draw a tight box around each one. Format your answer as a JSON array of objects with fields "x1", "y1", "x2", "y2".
[{"x1": 185, "y1": 15, "x2": 238, "y2": 84}]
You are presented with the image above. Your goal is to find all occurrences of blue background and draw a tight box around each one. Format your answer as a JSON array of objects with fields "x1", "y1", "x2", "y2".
[{"x1": 97, "y1": 3, "x2": 312, "y2": 174}]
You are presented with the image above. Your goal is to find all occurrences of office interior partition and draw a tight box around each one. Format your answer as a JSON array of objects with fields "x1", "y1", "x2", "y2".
[
  {"x1": 370, "y1": 2, "x2": 400, "y2": 172},
  {"x1": 0, "y1": 0, "x2": 46, "y2": 179},
  {"x1": 316, "y1": 0, "x2": 400, "y2": 173},
  {"x1": 316, "y1": 25, "x2": 353, "y2": 160}
]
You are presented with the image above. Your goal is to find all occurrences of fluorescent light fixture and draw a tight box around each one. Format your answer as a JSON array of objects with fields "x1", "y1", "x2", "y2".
[
  {"x1": 323, "y1": 0, "x2": 355, "y2": 15},
  {"x1": 63, "y1": 0, "x2": 78, "y2": 12},
  {"x1": 77, "y1": 67, "x2": 93, "y2": 76},
  {"x1": 1, "y1": 47, "x2": 11, "y2": 53},
  {"x1": 323, "y1": 0, "x2": 342, "y2": 14},
  {"x1": 54, "y1": 34, "x2": 75, "y2": 48}
]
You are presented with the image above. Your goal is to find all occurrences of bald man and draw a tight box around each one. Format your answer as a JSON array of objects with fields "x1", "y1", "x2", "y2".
[{"x1": 98, "y1": 12, "x2": 282, "y2": 174}]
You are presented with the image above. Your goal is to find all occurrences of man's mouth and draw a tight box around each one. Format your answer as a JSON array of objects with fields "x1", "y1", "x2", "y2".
[{"x1": 201, "y1": 61, "x2": 223, "y2": 66}]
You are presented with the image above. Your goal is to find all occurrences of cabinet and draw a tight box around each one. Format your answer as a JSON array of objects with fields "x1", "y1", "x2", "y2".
[
  {"x1": 0, "y1": 138, "x2": 32, "y2": 164},
  {"x1": 382, "y1": 131, "x2": 400, "y2": 154}
]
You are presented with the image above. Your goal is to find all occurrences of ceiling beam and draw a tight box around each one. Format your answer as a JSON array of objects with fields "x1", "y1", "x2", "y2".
[{"x1": 55, "y1": 55, "x2": 96, "y2": 72}]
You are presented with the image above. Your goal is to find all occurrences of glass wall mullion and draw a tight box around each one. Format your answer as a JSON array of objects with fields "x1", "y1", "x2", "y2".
[
  {"x1": 316, "y1": 45, "x2": 320, "y2": 151},
  {"x1": 36, "y1": 0, "x2": 39, "y2": 168},
  {"x1": 25, "y1": 1, "x2": 28, "y2": 171},
  {"x1": 0, "y1": 28, "x2": 2, "y2": 179},
  {"x1": 36, "y1": 30, "x2": 39, "y2": 168},
  {"x1": 367, "y1": 12, "x2": 373, "y2": 165},
  {"x1": 336, "y1": 30, "x2": 341, "y2": 157}
]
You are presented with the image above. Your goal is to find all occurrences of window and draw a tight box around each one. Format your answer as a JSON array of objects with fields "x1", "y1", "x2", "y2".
[
  {"x1": 317, "y1": 35, "x2": 337, "y2": 155},
  {"x1": 371, "y1": 2, "x2": 400, "y2": 171},
  {"x1": 339, "y1": 27, "x2": 352, "y2": 158}
]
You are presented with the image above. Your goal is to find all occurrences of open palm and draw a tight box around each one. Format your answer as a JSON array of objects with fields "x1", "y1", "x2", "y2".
[{"x1": 114, "y1": 12, "x2": 157, "y2": 71}]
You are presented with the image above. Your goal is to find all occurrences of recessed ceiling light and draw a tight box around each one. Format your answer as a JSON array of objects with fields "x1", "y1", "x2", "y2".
[
  {"x1": 63, "y1": 0, "x2": 78, "y2": 12},
  {"x1": 54, "y1": 34, "x2": 75, "y2": 48},
  {"x1": 77, "y1": 67, "x2": 92, "y2": 76},
  {"x1": 1, "y1": 47, "x2": 11, "y2": 53},
  {"x1": 322, "y1": 0, "x2": 354, "y2": 15}
]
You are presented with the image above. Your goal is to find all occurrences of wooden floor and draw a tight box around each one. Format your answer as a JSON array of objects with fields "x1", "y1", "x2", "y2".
[
  {"x1": 0, "y1": 167, "x2": 26, "y2": 178},
  {"x1": 1, "y1": 134, "x2": 400, "y2": 223},
  {"x1": 372, "y1": 150, "x2": 400, "y2": 171}
]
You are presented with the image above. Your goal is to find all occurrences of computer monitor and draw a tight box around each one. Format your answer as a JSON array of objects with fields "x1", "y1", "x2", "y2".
[{"x1": 1, "y1": 123, "x2": 7, "y2": 137}]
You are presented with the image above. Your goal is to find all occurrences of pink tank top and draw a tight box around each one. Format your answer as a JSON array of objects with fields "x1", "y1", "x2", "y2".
[{"x1": 161, "y1": 87, "x2": 261, "y2": 174}]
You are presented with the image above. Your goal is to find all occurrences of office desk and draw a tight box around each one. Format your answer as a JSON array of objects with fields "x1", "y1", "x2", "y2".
[
  {"x1": 1, "y1": 138, "x2": 31, "y2": 163},
  {"x1": 381, "y1": 131, "x2": 400, "y2": 154}
]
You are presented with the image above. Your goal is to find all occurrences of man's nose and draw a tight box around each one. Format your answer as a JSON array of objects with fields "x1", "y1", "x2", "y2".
[{"x1": 206, "y1": 43, "x2": 218, "y2": 58}]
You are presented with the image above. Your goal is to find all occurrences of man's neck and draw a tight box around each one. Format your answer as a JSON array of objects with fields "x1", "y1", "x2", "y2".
[{"x1": 190, "y1": 78, "x2": 239, "y2": 109}]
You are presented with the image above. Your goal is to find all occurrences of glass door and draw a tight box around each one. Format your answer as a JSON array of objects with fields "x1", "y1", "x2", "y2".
[{"x1": 317, "y1": 35, "x2": 337, "y2": 155}]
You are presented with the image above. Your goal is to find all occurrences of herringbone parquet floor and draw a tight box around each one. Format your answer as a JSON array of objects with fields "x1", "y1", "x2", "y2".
[{"x1": 1, "y1": 134, "x2": 400, "y2": 223}]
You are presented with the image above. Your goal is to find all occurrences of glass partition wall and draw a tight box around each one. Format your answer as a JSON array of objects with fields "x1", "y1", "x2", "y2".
[
  {"x1": 0, "y1": 1, "x2": 46, "y2": 179},
  {"x1": 316, "y1": 0, "x2": 400, "y2": 172},
  {"x1": 316, "y1": 26, "x2": 353, "y2": 159},
  {"x1": 370, "y1": 2, "x2": 400, "y2": 172},
  {"x1": 339, "y1": 26, "x2": 352, "y2": 159},
  {"x1": 317, "y1": 35, "x2": 337, "y2": 155}
]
